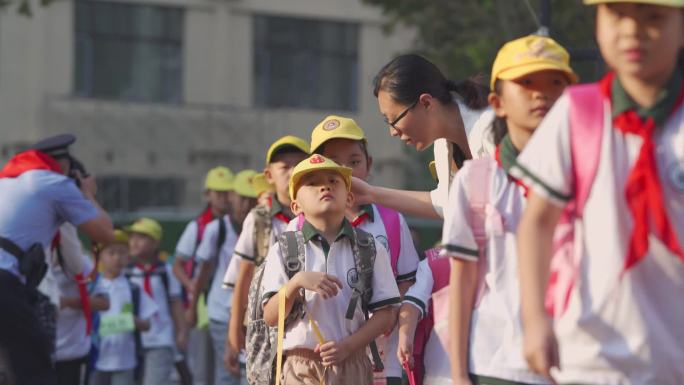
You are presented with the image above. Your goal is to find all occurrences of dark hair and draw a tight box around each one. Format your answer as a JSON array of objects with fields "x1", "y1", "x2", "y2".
[
  {"x1": 315, "y1": 140, "x2": 370, "y2": 162},
  {"x1": 490, "y1": 80, "x2": 508, "y2": 146},
  {"x1": 373, "y1": 54, "x2": 489, "y2": 110}
]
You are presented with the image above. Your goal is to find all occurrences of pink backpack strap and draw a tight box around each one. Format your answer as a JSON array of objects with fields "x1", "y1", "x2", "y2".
[
  {"x1": 296, "y1": 213, "x2": 305, "y2": 231},
  {"x1": 376, "y1": 204, "x2": 401, "y2": 277},
  {"x1": 568, "y1": 84, "x2": 605, "y2": 214},
  {"x1": 427, "y1": 254, "x2": 451, "y2": 293}
]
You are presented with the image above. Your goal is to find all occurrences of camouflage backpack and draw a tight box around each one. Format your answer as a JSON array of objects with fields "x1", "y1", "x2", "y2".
[{"x1": 245, "y1": 227, "x2": 382, "y2": 385}]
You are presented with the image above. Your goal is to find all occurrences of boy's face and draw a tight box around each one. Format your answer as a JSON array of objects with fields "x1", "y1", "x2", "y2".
[
  {"x1": 100, "y1": 243, "x2": 130, "y2": 276},
  {"x1": 129, "y1": 233, "x2": 160, "y2": 261},
  {"x1": 320, "y1": 139, "x2": 372, "y2": 181},
  {"x1": 596, "y1": 3, "x2": 684, "y2": 82},
  {"x1": 205, "y1": 190, "x2": 232, "y2": 215},
  {"x1": 230, "y1": 194, "x2": 257, "y2": 225},
  {"x1": 265, "y1": 152, "x2": 308, "y2": 200},
  {"x1": 292, "y1": 170, "x2": 352, "y2": 219},
  {"x1": 490, "y1": 70, "x2": 569, "y2": 134}
]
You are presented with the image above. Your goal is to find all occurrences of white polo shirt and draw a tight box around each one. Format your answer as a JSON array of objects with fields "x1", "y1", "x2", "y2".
[
  {"x1": 223, "y1": 199, "x2": 292, "y2": 287},
  {"x1": 128, "y1": 262, "x2": 183, "y2": 349},
  {"x1": 441, "y1": 156, "x2": 548, "y2": 384},
  {"x1": 195, "y1": 215, "x2": 238, "y2": 323},
  {"x1": 174, "y1": 220, "x2": 199, "y2": 259},
  {"x1": 95, "y1": 275, "x2": 157, "y2": 372},
  {"x1": 403, "y1": 258, "x2": 451, "y2": 385},
  {"x1": 511, "y1": 78, "x2": 684, "y2": 384},
  {"x1": 430, "y1": 102, "x2": 494, "y2": 218},
  {"x1": 260, "y1": 220, "x2": 400, "y2": 351}
]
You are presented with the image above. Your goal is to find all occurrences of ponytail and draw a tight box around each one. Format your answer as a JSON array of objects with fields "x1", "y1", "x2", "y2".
[
  {"x1": 374, "y1": 54, "x2": 488, "y2": 110},
  {"x1": 490, "y1": 79, "x2": 508, "y2": 146}
]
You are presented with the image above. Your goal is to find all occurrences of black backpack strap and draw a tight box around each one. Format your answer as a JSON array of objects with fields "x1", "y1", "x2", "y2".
[
  {"x1": 0, "y1": 236, "x2": 24, "y2": 259},
  {"x1": 277, "y1": 231, "x2": 306, "y2": 325},
  {"x1": 216, "y1": 218, "x2": 227, "y2": 256}
]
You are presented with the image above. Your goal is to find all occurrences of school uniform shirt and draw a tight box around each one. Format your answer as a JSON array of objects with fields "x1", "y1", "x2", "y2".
[
  {"x1": 261, "y1": 219, "x2": 401, "y2": 351},
  {"x1": 0, "y1": 170, "x2": 97, "y2": 280},
  {"x1": 52, "y1": 255, "x2": 106, "y2": 361},
  {"x1": 403, "y1": 259, "x2": 451, "y2": 385},
  {"x1": 223, "y1": 197, "x2": 293, "y2": 287},
  {"x1": 510, "y1": 73, "x2": 684, "y2": 385},
  {"x1": 194, "y1": 215, "x2": 238, "y2": 323},
  {"x1": 128, "y1": 262, "x2": 183, "y2": 349},
  {"x1": 441, "y1": 137, "x2": 548, "y2": 384},
  {"x1": 95, "y1": 275, "x2": 158, "y2": 372},
  {"x1": 175, "y1": 220, "x2": 200, "y2": 259},
  {"x1": 431, "y1": 103, "x2": 494, "y2": 218}
]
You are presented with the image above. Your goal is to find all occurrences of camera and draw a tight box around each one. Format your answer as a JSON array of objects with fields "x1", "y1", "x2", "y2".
[{"x1": 68, "y1": 156, "x2": 89, "y2": 187}]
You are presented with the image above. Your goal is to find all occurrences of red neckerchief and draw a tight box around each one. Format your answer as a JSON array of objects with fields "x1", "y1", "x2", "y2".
[
  {"x1": 136, "y1": 263, "x2": 157, "y2": 297},
  {"x1": 495, "y1": 144, "x2": 529, "y2": 197},
  {"x1": 600, "y1": 72, "x2": 684, "y2": 271},
  {"x1": 351, "y1": 212, "x2": 370, "y2": 227},
  {"x1": 269, "y1": 196, "x2": 292, "y2": 224},
  {"x1": 52, "y1": 233, "x2": 94, "y2": 335},
  {"x1": 196, "y1": 206, "x2": 215, "y2": 243},
  {"x1": 0, "y1": 150, "x2": 62, "y2": 178}
]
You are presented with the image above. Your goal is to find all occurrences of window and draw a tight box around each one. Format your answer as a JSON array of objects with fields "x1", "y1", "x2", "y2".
[
  {"x1": 97, "y1": 175, "x2": 185, "y2": 212},
  {"x1": 254, "y1": 15, "x2": 359, "y2": 111},
  {"x1": 75, "y1": 1, "x2": 183, "y2": 103}
]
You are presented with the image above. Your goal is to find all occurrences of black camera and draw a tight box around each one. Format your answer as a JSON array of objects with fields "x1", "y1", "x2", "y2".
[{"x1": 68, "y1": 156, "x2": 89, "y2": 187}]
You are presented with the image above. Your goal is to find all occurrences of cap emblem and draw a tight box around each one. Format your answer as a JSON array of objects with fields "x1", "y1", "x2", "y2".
[{"x1": 323, "y1": 119, "x2": 340, "y2": 131}]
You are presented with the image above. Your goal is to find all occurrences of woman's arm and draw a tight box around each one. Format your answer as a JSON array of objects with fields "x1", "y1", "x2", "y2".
[{"x1": 352, "y1": 177, "x2": 440, "y2": 219}]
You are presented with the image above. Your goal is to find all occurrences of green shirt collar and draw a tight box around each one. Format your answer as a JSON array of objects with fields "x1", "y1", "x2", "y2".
[
  {"x1": 358, "y1": 204, "x2": 375, "y2": 222},
  {"x1": 498, "y1": 134, "x2": 520, "y2": 174},
  {"x1": 269, "y1": 194, "x2": 290, "y2": 219},
  {"x1": 301, "y1": 218, "x2": 354, "y2": 244},
  {"x1": 611, "y1": 70, "x2": 683, "y2": 127}
]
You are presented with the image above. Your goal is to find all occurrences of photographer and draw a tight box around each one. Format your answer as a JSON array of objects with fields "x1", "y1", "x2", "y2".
[{"x1": 0, "y1": 134, "x2": 113, "y2": 385}]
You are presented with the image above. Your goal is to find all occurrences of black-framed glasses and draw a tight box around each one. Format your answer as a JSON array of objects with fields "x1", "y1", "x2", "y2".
[{"x1": 385, "y1": 99, "x2": 418, "y2": 129}]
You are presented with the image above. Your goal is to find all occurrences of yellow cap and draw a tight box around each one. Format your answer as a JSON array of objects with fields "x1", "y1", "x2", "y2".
[
  {"x1": 126, "y1": 218, "x2": 163, "y2": 241},
  {"x1": 233, "y1": 169, "x2": 259, "y2": 198},
  {"x1": 490, "y1": 35, "x2": 578, "y2": 90},
  {"x1": 310, "y1": 115, "x2": 367, "y2": 153},
  {"x1": 289, "y1": 154, "x2": 353, "y2": 200},
  {"x1": 204, "y1": 166, "x2": 234, "y2": 192},
  {"x1": 584, "y1": 0, "x2": 683, "y2": 5},
  {"x1": 266, "y1": 136, "x2": 310, "y2": 165},
  {"x1": 251, "y1": 172, "x2": 273, "y2": 196},
  {"x1": 95, "y1": 229, "x2": 129, "y2": 252}
]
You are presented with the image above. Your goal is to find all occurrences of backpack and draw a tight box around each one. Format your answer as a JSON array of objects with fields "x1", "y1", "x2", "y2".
[
  {"x1": 183, "y1": 211, "x2": 228, "y2": 304},
  {"x1": 247, "y1": 227, "x2": 381, "y2": 385},
  {"x1": 545, "y1": 83, "x2": 604, "y2": 316}
]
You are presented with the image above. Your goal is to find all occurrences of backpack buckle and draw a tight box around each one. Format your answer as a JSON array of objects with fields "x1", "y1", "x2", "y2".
[
  {"x1": 286, "y1": 259, "x2": 301, "y2": 272},
  {"x1": 357, "y1": 236, "x2": 372, "y2": 247}
]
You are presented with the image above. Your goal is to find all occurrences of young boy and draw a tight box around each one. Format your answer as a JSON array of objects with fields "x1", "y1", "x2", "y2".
[
  {"x1": 308, "y1": 115, "x2": 420, "y2": 384},
  {"x1": 126, "y1": 218, "x2": 186, "y2": 385},
  {"x1": 230, "y1": 169, "x2": 260, "y2": 230},
  {"x1": 173, "y1": 166, "x2": 234, "y2": 384},
  {"x1": 261, "y1": 154, "x2": 400, "y2": 385},
  {"x1": 91, "y1": 230, "x2": 157, "y2": 385},
  {"x1": 225, "y1": 136, "x2": 309, "y2": 374},
  {"x1": 512, "y1": 1, "x2": 684, "y2": 384}
]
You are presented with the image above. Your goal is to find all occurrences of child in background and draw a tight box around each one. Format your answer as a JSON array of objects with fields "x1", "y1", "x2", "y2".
[
  {"x1": 90, "y1": 230, "x2": 157, "y2": 385},
  {"x1": 514, "y1": 2, "x2": 684, "y2": 384},
  {"x1": 308, "y1": 115, "x2": 420, "y2": 385},
  {"x1": 261, "y1": 154, "x2": 400, "y2": 385},
  {"x1": 438, "y1": 35, "x2": 576, "y2": 385},
  {"x1": 126, "y1": 218, "x2": 187, "y2": 385}
]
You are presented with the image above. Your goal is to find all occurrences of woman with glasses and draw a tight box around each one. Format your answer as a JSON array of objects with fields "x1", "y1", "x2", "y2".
[{"x1": 353, "y1": 54, "x2": 494, "y2": 219}]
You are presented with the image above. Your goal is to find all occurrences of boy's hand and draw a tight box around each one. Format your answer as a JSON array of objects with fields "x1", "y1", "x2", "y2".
[
  {"x1": 293, "y1": 272, "x2": 343, "y2": 300},
  {"x1": 223, "y1": 342, "x2": 241, "y2": 376},
  {"x1": 523, "y1": 317, "x2": 559, "y2": 384},
  {"x1": 185, "y1": 308, "x2": 197, "y2": 328},
  {"x1": 397, "y1": 333, "x2": 414, "y2": 369},
  {"x1": 315, "y1": 340, "x2": 350, "y2": 366}
]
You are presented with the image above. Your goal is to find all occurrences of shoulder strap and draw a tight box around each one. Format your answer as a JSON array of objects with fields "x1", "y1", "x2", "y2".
[
  {"x1": 427, "y1": 255, "x2": 451, "y2": 293},
  {"x1": 279, "y1": 231, "x2": 305, "y2": 279},
  {"x1": 130, "y1": 281, "x2": 141, "y2": 317},
  {"x1": 0, "y1": 236, "x2": 23, "y2": 259},
  {"x1": 252, "y1": 205, "x2": 273, "y2": 266},
  {"x1": 567, "y1": 84, "x2": 605, "y2": 215},
  {"x1": 375, "y1": 205, "x2": 401, "y2": 277},
  {"x1": 216, "y1": 218, "x2": 227, "y2": 256},
  {"x1": 346, "y1": 228, "x2": 376, "y2": 320},
  {"x1": 296, "y1": 213, "x2": 305, "y2": 231},
  {"x1": 464, "y1": 158, "x2": 496, "y2": 250}
]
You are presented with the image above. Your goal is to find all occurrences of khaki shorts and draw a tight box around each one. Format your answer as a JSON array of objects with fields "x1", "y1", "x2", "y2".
[{"x1": 282, "y1": 348, "x2": 372, "y2": 385}]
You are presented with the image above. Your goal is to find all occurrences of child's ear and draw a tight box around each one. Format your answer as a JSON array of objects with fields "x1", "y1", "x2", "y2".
[
  {"x1": 346, "y1": 191, "x2": 355, "y2": 209},
  {"x1": 488, "y1": 91, "x2": 506, "y2": 118},
  {"x1": 264, "y1": 167, "x2": 275, "y2": 184},
  {"x1": 290, "y1": 200, "x2": 301, "y2": 216}
]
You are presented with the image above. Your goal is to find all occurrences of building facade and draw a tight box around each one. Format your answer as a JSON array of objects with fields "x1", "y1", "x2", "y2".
[{"x1": 0, "y1": 0, "x2": 415, "y2": 217}]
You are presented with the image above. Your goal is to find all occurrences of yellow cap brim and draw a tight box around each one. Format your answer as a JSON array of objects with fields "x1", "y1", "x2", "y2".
[
  {"x1": 266, "y1": 140, "x2": 310, "y2": 165},
  {"x1": 493, "y1": 62, "x2": 579, "y2": 89},
  {"x1": 584, "y1": 0, "x2": 683, "y2": 6},
  {"x1": 290, "y1": 167, "x2": 353, "y2": 200}
]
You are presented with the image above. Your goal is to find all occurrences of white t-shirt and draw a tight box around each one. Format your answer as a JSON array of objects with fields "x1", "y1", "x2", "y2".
[
  {"x1": 195, "y1": 216, "x2": 238, "y2": 323},
  {"x1": 441, "y1": 156, "x2": 548, "y2": 384},
  {"x1": 260, "y1": 220, "x2": 401, "y2": 351},
  {"x1": 511, "y1": 89, "x2": 684, "y2": 385},
  {"x1": 95, "y1": 275, "x2": 157, "y2": 372},
  {"x1": 403, "y1": 259, "x2": 451, "y2": 385},
  {"x1": 430, "y1": 102, "x2": 494, "y2": 218},
  {"x1": 223, "y1": 203, "x2": 292, "y2": 287},
  {"x1": 128, "y1": 262, "x2": 182, "y2": 349},
  {"x1": 175, "y1": 220, "x2": 199, "y2": 259}
]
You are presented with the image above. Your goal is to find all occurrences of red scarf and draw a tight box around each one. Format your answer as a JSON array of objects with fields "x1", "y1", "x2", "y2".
[
  {"x1": 494, "y1": 144, "x2": 529, "y2": 197},
  {"x1": 0, "y1": 150, "x2": 62, "y2": 178},
  {"x1": 269, "y1": 196, "x2": 292, "y2": 224},
  {"x1": 136, "y1": 263, "x2": 157, "y2": 297},
  {"x1": 351, "y1": 212, "x2": 370, "y2": 227},
  {"x1": 196, "y1": 206, "x2": 215, "y2": 243},
  {"x1": 600, "y1": 73, "x2": 684, "y2": 271}
]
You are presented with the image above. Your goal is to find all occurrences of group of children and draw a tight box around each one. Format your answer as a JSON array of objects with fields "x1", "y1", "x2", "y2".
[{"x1": 43, "y1": 0, "x2": 684, "y2": 384}]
